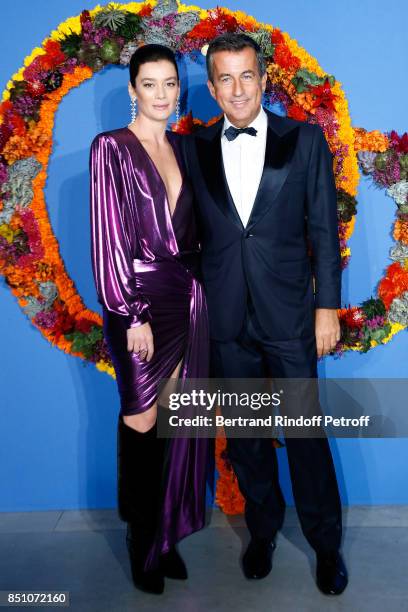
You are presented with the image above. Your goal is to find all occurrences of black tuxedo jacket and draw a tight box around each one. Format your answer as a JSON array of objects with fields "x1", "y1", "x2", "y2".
[{"x1": 182, "y1": 107, "x2": 341, "y2": 342}]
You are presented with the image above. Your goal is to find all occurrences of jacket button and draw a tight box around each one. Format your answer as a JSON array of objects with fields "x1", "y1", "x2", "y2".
[{"x1": 243, "y1": 231, "x2": 253, "y2": 238}]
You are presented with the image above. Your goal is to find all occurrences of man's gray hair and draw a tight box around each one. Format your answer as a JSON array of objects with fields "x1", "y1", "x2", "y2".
[{"x1": 206, "y1": 33, "x2": 267, "y2": 83}]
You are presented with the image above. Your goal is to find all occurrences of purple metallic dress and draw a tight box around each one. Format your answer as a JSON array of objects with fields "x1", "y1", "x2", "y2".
[{"x1": 89, "y1": 126, "x2": 210, "y2": 569}]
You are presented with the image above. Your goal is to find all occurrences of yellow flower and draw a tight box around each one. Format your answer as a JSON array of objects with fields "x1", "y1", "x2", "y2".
[
  {"x1": 123, "y1": 2, "x2": 150, "y2": 11},
  {"x1": 96, "y1": 361, "x2": 116, "y2": 379},
  {"x1": 89, "y1": 4, "x2": 105, "y2": 17},
  {"x1": 390, "y1": 322, "x2": 406, "y2": 335},
  {"x1": 52, "y1": 15, "x2": 82, "y2": 39},
  {"x1": 178, "y1": 1, "x2": 202, "y2": 13},
  {"x1": 11, "y1": 67, "x2": 25, "y2": 82},
  {"x1": 105, "y1": 0, "x2": 156, "y2": 15},
  {"x1": 23, "y1": 47, "x2": 45, "y2": 67},
  {"x1": 0, "y1": 225, "x2": 14, "y2": 243}
]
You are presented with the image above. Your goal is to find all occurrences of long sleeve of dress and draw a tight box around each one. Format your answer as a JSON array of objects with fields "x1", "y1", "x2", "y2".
[{"x1": 89, "y1": 133, "x2": 152, "y2": 328}]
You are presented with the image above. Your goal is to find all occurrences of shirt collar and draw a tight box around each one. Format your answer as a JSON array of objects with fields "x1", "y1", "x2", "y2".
[{"x1": 222, "y1": 106, "x2": 267, "y2": 138}]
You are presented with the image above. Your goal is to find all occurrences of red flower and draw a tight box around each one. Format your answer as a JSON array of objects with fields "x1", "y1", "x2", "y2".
[
  {"x1": 8, "y1": 112, "x2": 26, "y2": 136},
  {"x1": 340, "y1": 307, "x2": 365, "y2": 329},
  {"x1": 271, "y1": 28, "x2": 285, "y2": 45},
  {"x1": 0, "y1": 123, "x2": 12, "y2": 149},
  {"x1": 26, "y1": 81, "x2": 46, "y2": 98},
  {"x1": 388, "y1": 130, "x2": 408, "y2": 154},
  {"x1": 270, "y1": 30, "x2": 301, "y2": 72},
  {"x1": 287, "y1": 104, "x2": 308, "y2": 121},
  {"x1": 173, "y1": 112, "x2": 195, "y2": 135},
  {"x1": 139, "y1": 5, "x2": 153, "y2": 17},
  {"x1": 0, "y1": 100, "x2": 13, "y2": 117},
  {"x1": 80, "y1": 10, "x2": 92, "y2": 27},
  {"x1": 188, "y1": 20, "x2": 218, "y2": 39},
  {"x1": 188, "y1": 9, "x2": 238, "y2": 39},
  {"x1": 215, "y1": 11, "x2": 238, "y2": 32},
  {"x1": 75, "y1": 318, "x2": 94, "y2": 334},
  {"x1": 310, "y1": 78, "x2": 338, "y2": 112},
  {"x1": 40, "y1": 40, "x2": 66, "y2": 70},
  {"x1": 53, "y1": 309, "x2": 76, "y2": 340}
]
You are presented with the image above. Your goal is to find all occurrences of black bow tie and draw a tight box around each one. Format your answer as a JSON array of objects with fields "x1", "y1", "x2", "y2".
[{"x1": 224, "y1": 125, "x2": 258, "y2": 141}]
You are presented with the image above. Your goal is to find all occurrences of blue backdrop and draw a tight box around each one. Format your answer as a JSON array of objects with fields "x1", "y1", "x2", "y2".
[{"x1": 1, "y1": 0, "x2": 407, "y2": 511}]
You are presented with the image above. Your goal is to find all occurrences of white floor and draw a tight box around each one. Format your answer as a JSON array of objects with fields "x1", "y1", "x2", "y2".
[{"x1": 0, "y1": 506, "x2": 407, "y2": 611}]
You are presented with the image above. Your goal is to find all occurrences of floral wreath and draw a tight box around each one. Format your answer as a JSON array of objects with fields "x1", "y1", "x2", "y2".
[{"x1": 1, "y1": 0, "x2": 407, "y2": 514}]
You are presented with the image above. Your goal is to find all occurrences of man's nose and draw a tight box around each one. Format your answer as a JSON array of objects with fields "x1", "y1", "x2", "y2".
[{"x1": 232, "y1": 78, "x2": 244, "y2": 97}]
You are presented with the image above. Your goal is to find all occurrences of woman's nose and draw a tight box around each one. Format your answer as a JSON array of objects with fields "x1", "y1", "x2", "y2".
[{"x1": 156, "y1": 85, "x2": 166, "y2": 99}]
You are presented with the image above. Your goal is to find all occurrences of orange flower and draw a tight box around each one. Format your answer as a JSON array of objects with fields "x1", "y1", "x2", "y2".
[
  {"x1": 378, "y1": 262, "x2": 408, "y2": 309},
  {"x1": 394, "y1": 220, "x2": 408, "y2": 245},
  {"x1": 354, "y1": 127, "x2": 390, "y2": 152},
  {"x1": 215, "y1": 434, "x2": 245, "y2": 515}
]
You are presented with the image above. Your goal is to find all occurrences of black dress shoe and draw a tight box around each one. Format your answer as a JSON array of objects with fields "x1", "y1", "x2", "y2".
[
  {"x1": 126, "y1": 527, "x2": 164, "y2": 595},
  {"x1": 316, "y1": 550, "x2": 348, "y2": 595},
  {"x1": 160, "y1": 546, "x2": 188, "y2": 579},
  {"x1": 242, "y1": 538, "x2": 276, "y2": 579}
]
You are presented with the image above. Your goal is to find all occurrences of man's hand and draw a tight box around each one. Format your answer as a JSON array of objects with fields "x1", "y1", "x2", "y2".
[
  {"x1": 127, "y1": 322, "x2": 154, "y2": 362},
  {"x1": 315, "y1": 308, "x2": 340, "y2": 358}
]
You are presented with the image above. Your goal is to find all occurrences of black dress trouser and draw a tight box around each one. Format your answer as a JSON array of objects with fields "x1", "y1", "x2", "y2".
[{"x1": 210, "y1": 298, "x2": 342, "y2": 554}]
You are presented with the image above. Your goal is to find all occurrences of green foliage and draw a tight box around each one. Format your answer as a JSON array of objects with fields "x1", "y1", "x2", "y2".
[
  {"x1": 291, "y1": 69, "x2": 335, "y2": 93},
  {"x1": 361, "y1": 297, "x2": 386, "y2": 319},
  {"x1": 65, "y1": 326, "x2": 103, "y2": 359},
  {"x1": 94, "y1": 5, "x2": 127, "y2": 31},
  {"x1": 360, "y1": 323, "x2": 391, "y2": 352},
  {"x1": 245, "y1": 30, "x2": 275, "y2": 58},
  {"x1": 116, "y1": 13, "x2": 143, "y2": 40},
  {"x1": 337, "y1": 189, "x2": 357, "y2": 223},
  {"x1": 60, "y1": 33, "x2": 82, "y2": 58}
]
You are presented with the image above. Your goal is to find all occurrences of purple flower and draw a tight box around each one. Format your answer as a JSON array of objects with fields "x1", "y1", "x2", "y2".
[
  {"x1": 13, "y1": 95, "x2": 39, "y2": 117},
  {"x1": 23, "y1": 62, "x2": 48, "y2": 83},
  {"x1": 92, "y1": 26, "x2": 112, "y2": 45},
  {"x1": 0, "y1": 236, "x2": 20, "y2": 262},
  {"x1": 60, "y1": 58, "x2": 78, "y2": 74},
  {"x1": 0, "y1": 158, "x2": 8, "y2": 186},
  {"x1": 88, "y1": 338, "x2": 111, "y2": 364},
  {"x1": 365, "y1": 315, "x2": 385, "y2": 329},
  {"x1": 314, "y1": 107, "x2": 338, "y2": 139},
  {"x1": 34, "y1": 309, "x2": 58, "y2": 329},
  {"x1": 268, "y1": 85, "x2": 291, "y2": 109}
]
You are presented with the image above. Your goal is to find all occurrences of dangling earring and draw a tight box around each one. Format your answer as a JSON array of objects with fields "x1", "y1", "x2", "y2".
[
  {"x1": 175, "y1": 97, "x2": 180, "y2": 125},
  {"x1": 130, "y1": 97, "x2": 137, "y2": 123}
]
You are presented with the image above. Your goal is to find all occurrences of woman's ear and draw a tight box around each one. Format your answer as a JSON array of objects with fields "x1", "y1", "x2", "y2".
[{"x1": 128, "y1": 81, "x2": 136, "y2": 99}]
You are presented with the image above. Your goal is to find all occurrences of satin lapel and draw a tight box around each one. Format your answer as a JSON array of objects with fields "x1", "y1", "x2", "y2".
[
  {"x1": 195, "y1": 122, "x2": 244, "y2": 230},
  {"x1": 246, "y1": 122, "x2": 300, "y2": 230}
]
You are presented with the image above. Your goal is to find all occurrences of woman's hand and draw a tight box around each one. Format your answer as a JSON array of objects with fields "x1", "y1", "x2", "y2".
[{"x1": 127, "y1": 322, "x2": 154, "y2": 362}]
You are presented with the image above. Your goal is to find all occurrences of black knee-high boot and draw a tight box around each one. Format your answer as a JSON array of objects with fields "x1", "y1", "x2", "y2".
[{"x1": 117, "y1": 414, "x2": 166, "y2": 594}]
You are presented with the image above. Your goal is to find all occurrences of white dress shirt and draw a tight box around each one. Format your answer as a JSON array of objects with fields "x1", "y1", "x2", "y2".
[{"x1": 221, "y1": 106, "x2": 268, "y2": 227}]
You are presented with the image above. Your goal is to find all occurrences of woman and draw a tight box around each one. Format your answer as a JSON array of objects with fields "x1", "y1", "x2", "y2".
[{"x1": 89, "y1": 44, "x2": 210, "y2": 595}]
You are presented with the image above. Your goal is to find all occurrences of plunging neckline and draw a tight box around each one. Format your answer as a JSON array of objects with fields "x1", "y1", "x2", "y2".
[{"x1": 126, "y1": 126, "x2": 184, "y2": 220}]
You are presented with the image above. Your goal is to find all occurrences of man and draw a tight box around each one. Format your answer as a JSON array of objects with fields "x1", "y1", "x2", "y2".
[{"x1": 182, "y1": 33, "x2": 348, "y2": 595}]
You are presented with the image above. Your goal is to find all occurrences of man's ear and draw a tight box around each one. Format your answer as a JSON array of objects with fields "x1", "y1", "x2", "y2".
[
  {"x1": 261, "y1": 72, "x2": 267, "y2": 93},
  {"x1": 207, "y1": 79, "x2": 216, "y2": 101}
]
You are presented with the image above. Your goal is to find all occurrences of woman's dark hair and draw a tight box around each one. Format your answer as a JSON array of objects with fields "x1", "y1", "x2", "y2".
[
  {"x1": 129, "y1": 44, "x2": 179, "y2": 87},
  {"x1": 206, "y1": 33, "x2": 266, "y2": 83}
]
